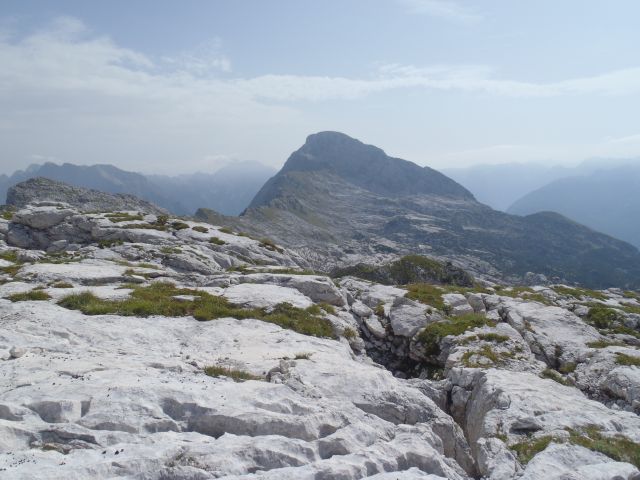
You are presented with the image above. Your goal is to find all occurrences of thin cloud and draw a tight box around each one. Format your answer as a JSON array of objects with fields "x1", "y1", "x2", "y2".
[{"x1": 397, "y1": 0, "x2": 482, "y2": 23}]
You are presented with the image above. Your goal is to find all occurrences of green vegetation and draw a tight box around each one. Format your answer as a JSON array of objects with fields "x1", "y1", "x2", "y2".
[
  {"x1": 122, "y1": 223, "x2": 167, "y2": 231},
  {"x1": 621, "y1": 304, "x2": 640, "y2": 315},
  {"x1": 105, "y1": 212, "x2": 144, "y2": 223},
  {"x1": 7, "y1": 290, "x2": 51, "y2": 302},
  {"x1": 191, "y1": 225, "x2": 208, "y2": 233},
  {"x1": 0, "y1": 251, "x2": 19, "y2": 263},
  {"x1": 567, "y1": 426, "x2": 640, "y2": 468},
  {"x1": 0, "y1": 251, "x2": 23, "y2": 276},
  {"x1": 259, "y1": 238, "x2": 284, "y2": 253},
  {"x1": 58, "y1": 283, "x2": 334, "y2": 337},
  {"x1": 160, "y1": 246, "x2": 182, "y2": 255},
  {"x1": 510, "y1": 436, "x2": 553, "y2": 464},
  {"x1": 219, "y1": 227, "x2": 234, "y2": 234},
  {"x1": 51, "y1": 281, "x2": 73, "y2": 289},
  {"x1": 405, "y1": 283, "x2": 446, "y2": 310},
  {"x1": 332, "y1": 254, "x2": 476, "y2": 287},
  {"x1": 553, "y1": 285, "x2": 607, "y2": 301},
  {"x1": 477, "y1": 333, "x2": 510, "y2": 343},
  {"x1": 417, "y1": 313, "x2": 495, "y2": 356},
  {"x1": 587, "y1": 339, "x2": 625, "y2": 348},
  {"x1": 318, "y1": 302, "x2": 336, "y2": 315},
  {"x1": 374, "y1": 301, "x2": 385, "y2": 317},
  {"x1": 461, "y1": 345, "x2": 499, "y2": 368},
  {"x1": 155, "y1": 215, "x2": 169, "y2": 226},
  {"x1": 498, "y1": 286, "x2": 552, "y2": 305},
  {"x1": 342, "y1": 327, "x2": 358, "y2": 339},
  {"x1": 540, "y1": 368, "x2": 570, "y2": 386},
  {"x1": 209, "y1": 237, "x2": 226, "y2": 246},
  {"x1": 1, "y1": 210, "x2": 14, "y2": 221},
  {"x1": 261, "y1": 268, "x2": 317, "y2": 275},
  {"x1": 171, "y1": 221, "x2": 190, "y2": 230},
  {"x1": 98, "y1": 239, "x2": 123, "y2": 249},
  {"x1": 559, "y1": 362, "x2": 577, "y2": 374},
  {"x1": 615, "y1": 353, "x2": 640, "y2": 367},
  {"x1": 585, "y1": 304, "x2": 623, "y2": 329},
  {"x1": 204, "y1": 366, "x2": 262, "y2": 382}
]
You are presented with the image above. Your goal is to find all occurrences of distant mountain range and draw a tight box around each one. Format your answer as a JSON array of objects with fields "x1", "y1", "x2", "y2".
[
  {"x1": 507, "y1": 165, "x2": 640, "y2": 249},
  {"x1": 443, "y1": 158, "x2": 640, "y2": 212},
  {"x1": 197, "y1": 131, "x2": 640, "y2": 289},
  {"x1": 0, "y1": 161, "x2": 275, "y2": 216}
]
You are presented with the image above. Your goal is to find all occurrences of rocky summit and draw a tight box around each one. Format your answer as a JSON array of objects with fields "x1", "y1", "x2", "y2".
[
  {"x1": 197, "y1": 132, "x2": 640, "y2": 289},
  {"x1": 1, "y1": 197, "x2": 640, "y2": 479}
]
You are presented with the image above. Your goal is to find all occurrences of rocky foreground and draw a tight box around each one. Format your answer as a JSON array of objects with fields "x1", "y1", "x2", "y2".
[{"x1": 1, "y1": 203, "x2": 640, "y2": 479}]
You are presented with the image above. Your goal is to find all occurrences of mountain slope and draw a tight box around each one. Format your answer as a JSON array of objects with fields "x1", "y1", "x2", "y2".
[
  {"x1": 1, "y1": 161, "x2": 275, "y2": 216},
  {"x1": 198, "y1": 132, "x2": 640, "y2": 289},
  {"x1": 508, "y1": 165, "x2": 640, "y2": 249}
]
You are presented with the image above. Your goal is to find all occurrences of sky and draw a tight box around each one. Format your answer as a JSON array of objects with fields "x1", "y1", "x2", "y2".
[{"x1": 2, "y1": 0, "x2": 640, "y2": 175}]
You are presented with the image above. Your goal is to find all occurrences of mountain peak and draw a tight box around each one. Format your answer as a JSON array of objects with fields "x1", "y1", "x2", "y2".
[{"x1": 252, "y1": 132, "x2": 473, "y2": 208}]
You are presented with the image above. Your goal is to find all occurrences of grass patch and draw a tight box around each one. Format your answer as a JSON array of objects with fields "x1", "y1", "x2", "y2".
[
  {"x1": 219, "y1": 227, "x2": 234, "y2": 234},
  {"x1": 559, "y1": 362, "x2": 577, "y2": 374},
  {"x1": 461, "y1": 345, "x2": 499, "y2": 368},
  {"x1": 540, "y1": 368, "x2": 570, "y2": 385},
  {"x1": 510, "y1": 436, "x2": 553, "y2": 464},
  {"x1": 553, "y1": 285, "x2": 607, "y2": 301},
  {"x1": 585, "y1": 304, "x2": 624, "y2": 329},
  {"x1": 7, "y1": 290, "x2": 51, "y2": 302},
  {"x1": 259, "y1": 238, "x2": 284, "y2": 253},
  {"x1": 499, "y1": 287, "x2": 552, "y2": 305},
  {"x1": 615, "y1": 353, "x2": 640, "y2": 367},
  {"x1": 121, "y1": 223, "x2": 167, "y2": 231},
  {"x1": 204, "y1": 366, "x2": 262, "y2": 382},
  {"x1": 343, "y1": 327, "x2": 357, "y2": 340},
  {"x1": 1, "y1": 211, "x2": 14, "y2": 221},
  {"x1": 58, "y1": 283, "x2": 334, "y2": 337},
  {"x1": 417, "y1": 313, "x2": 495, "y2": 356},
  {"x1": 209, "y1": 237, "x2": 226, "y2": 246},
  {"x1": 587, "y1": 339, "x2": 625, "y2": 348},
  {"x1": 477, "y1": 333, "x2": 510, "y2": 343},
  {"x1": 621, "y1": 304, "x2": 640, "y2": 315},
  {"x1": 191, "y1": 225, "x2": 208, "y2": 233},
  {"x1": 105, "y1": 212, "x2": 144, "y2": 223},
  {"x1": 98, "y1": 239, "x2": 123, "y2": 249},
  {"x1": 160, "y1": 246, "x2": 182, "y2": 255},
  {"x1": 51, "y1": 281, "x2": 73, "y2": 288},
  {"x1": 406, "y1": 283, "x2": 446, "y2": 310},
  {"x1": 374, "y1": 301, "x2": 385, "y2": 317},
  {"x1": 567, "y1": 426, "x2": 640, "y2": 468},
  {"x1": 0, "y1": 251, "x2": 19, "y2": 263}
]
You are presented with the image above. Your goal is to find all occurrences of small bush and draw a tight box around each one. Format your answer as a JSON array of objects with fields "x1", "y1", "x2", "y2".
[
  {"x1": 209, "y1": 237, "x2": 226, "y2": 246},
  {"x1": 192, "y1": 225, "x2": 208, "y2": 233},
  {"x1": 461, "y1": 345, "x2": 499, "y2": 368},
  {"x1": 374, "y1": 301, "x2": 385, "y2": 317},
  {"x1": 0, "y1": 251, "x2": 19, "y2": 263},
  {"x1": 318, "y1": 303, "x2": 336, "y2": 315},
  {"x1": 559, "y1": 362, "x2": 577, "y2": 374},
  {"x1": 587, "y1": 339, "x2": 625, "y2": 348},
  {"x1": 540, "y1": 368, "x2": 570, "y2": 385},
  {"x1": 219, "y1": 227, "x2": 234, "y2": 234},
  {"x1": 1, "y1": 211, "x2": 14, "y2": 221},
  {"x1": 160, "y1": 246, "x2": 182, "y2": 255},
  {"x1": 98, "y1": 239, "x2": 123, "y2": 249},
  {"x1": 155, "y1": 215, "x2": 169, "y2": 225},
  {"x1": 204, "y1": 366, "x2": 262, "y2": 382},
  {"x1": 171, "y1": 221, "x2": 190, "y2": 230},
  {"x1": 259, "y1": 238, "x2": 284, "y2": 253},
  {"x1": 51, "y1": 281, "x2": 73, "y2": 289},
  {"x1": 343, "y1": 327, "x2": 358, "y2": 339},
  {"x1": 405, "y1": 283, "x2": 446, "y2": 310},
  {"x1": 8, "y1": 290, "x2": 51, "y2": 302},
  {"x1": 477, "y1": 333, "x2": 510, "y2": 343}
]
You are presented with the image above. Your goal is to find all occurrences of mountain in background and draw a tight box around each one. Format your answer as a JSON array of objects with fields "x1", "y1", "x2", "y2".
[
  {"x1": 443, "y1": 157, "x2": 640, "y2": 211},
  {"x1": 198, "y1": 131, "x2": 640, "y2": 289},
  {"x1": 508, "y1": 164, "x2": 640, "y2": 249},
  {"x1": 0, "y1": 161, "x2": 275, "y2": 215}
]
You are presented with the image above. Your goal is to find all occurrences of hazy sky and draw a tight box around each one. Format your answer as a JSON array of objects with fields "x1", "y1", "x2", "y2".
[{"x1": 2, "y1": 0, "x2": 640, "y2": 174}]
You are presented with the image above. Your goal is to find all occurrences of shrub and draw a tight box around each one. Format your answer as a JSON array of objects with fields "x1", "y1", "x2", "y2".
[
  {"x1": 155, "y1": 215, "x2": 169, "y2": 225},
  {"x1": 51, "y1": 281, "x2": 73, "y2": 289},
  {"x1": 587, "y1": 339, "x2": 625, "y2": 348},
  {"x1": 8, "y1": 290, "x2": 51, "y2": 302},
  {"x1": 98, "y1": 239, "x2": 123, "y2": 249},
  {"x1": 374, "y1": 301, "x2": 385, "y2": 317},
  {"x1": 477, "y1": 333, "x2": 510, "y2": 343},
  {"x1": 259, "y1": 238, "x2": 284, "y2": 253},
  {"x1": 540, "y1": 368, "x2": 570, "y2": 386},
  {"x1": 417, "y1": 313, "x2": 495, "y2": 356},
  {"x1": 204, "y1": 366, "x2": 262, "y2": 382},
  {"x1": 171, "y1": 221, "x2": 190, "y2": 230},
  {"x1": 192, "y1": 225, "x2": 208, "y2": 233},
  {"x1": 1, "y1": 211, "x2": 14, "y2": 221},
  {"x1": 219, "y1": 227, "x2": 234, "y2": 234},
  {"x1": 559, "y1": 362, "x2": 577, "y2": 374},
  {"x1": 343, "y1": 327, "x2": 358, "y2": 339},
  {"x1": 209, "y1": 237, "x2": 226, "y2": 246}
]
